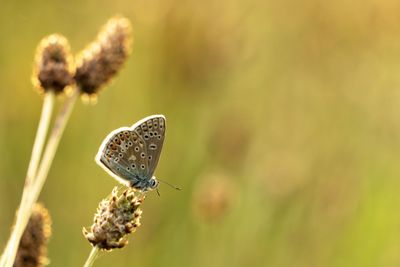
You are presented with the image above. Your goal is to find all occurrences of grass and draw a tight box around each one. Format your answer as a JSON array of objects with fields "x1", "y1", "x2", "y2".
[{"x1": 2, "y1": 1, "x2": 400, "y2": 266}]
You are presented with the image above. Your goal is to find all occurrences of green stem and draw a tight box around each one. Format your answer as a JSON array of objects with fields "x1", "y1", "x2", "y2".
[
  {"x1": 83, "y1": 246, "x2": 100, "y2": 267},
  {"x1": 2, "y1": 88, "x2": 79, "y2": 267}
]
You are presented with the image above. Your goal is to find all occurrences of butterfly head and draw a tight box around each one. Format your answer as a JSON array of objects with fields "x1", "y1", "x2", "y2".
[{"x1": 147, "y1": 176, "x2": 159, "y2": 191}]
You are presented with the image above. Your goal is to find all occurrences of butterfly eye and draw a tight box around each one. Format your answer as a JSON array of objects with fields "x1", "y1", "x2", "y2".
[{"x1": 149, "y1": 178, "x2": 158, "y2": 188}]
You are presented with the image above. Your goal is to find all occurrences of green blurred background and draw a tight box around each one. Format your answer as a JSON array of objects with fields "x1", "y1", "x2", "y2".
[{"x1": 1, "y1": 0, "x2": 400, "y2": 266}]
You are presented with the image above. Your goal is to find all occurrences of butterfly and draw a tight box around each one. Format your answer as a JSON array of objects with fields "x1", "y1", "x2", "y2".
[{"x1": 95, "y1": 115, "x2": 166, "y2": 192}]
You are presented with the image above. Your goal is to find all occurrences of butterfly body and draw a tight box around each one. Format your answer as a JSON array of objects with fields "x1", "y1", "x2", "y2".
[{"x1": 95, "y1": 115, "x2": 166, "y2": 192}]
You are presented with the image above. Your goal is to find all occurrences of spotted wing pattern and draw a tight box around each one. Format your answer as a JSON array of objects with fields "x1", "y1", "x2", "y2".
[
  {"x1": 98, "y1": 128, "x2": 149, "y2": 187},
  {"x1": 133, "y1": 116, "x2": 166, "y2": 177}
]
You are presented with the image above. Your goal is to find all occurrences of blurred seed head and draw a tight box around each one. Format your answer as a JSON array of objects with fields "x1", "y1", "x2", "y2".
[
  {"x1": 192, "y1": 171, "x2": 236, "y2": 223},
  {"x1": 32, "y1": 34, "x2": 74, "y2": 95},
  {"x1": 83, "y1": 187, "x2": 143, "y2": 250},
  {"x1": 75, "y1": 16, "x2": 132, "y2": 97},
  {"x1": 14, "y1": 203, "x2": 52, "y2": 267},
  {"x1": 209, "y1": 112, "x2": 251, "y2": 170}
]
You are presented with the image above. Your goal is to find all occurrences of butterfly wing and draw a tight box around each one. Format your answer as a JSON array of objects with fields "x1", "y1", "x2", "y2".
[
  {"x1": 96, "y1": 127, "x2": 149, "y2": 189},
  {"x1": 132, "y1": 115, "x2": 166, "y2": 177}
]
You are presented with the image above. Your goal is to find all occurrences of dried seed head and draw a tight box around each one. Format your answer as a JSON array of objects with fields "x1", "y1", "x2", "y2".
[
  {"x1": 14, "y1": 203, "x2": 52, "y2": 267},
  {"x1": 75, "y1": 16, "x2": 132, "y2": 96},
  {"x1": 83, "y1": 187, "x2": 143, "y2": 250},
  {"x1": 32, "y1": 34, "x2": 74, "y2": 95},
  {"x1": 192, "y1": 171, "x2": 236, "y2": 223}
]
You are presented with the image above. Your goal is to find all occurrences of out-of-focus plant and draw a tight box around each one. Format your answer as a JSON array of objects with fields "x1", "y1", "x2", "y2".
[{"x1": 0, "y1": 15, "x2": 132, "y2": 267}]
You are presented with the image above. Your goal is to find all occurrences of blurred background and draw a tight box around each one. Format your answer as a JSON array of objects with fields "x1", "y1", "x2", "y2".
[{"x1": 1, "y1": 0, "x2": 400, "y2": 266}]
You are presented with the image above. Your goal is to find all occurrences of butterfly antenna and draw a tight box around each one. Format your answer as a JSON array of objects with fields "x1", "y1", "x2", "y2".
[{"x1": 158, "y1": 178, "x2": 182, "y2": 191}]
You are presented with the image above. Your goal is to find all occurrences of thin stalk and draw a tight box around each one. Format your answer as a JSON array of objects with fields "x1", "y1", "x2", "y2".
[
  {"x1": 2, "y1": 88, "x2": 80, "y2": 267},
  {"x1": 83, "y1": 246, "x2": 100, "y2": 267},
  {"x1": 26, "y1": 91, "x2": 55, "y2": 190},
  {"x1": 0, "y1": 92, "x2": 55, "y2": 266}
]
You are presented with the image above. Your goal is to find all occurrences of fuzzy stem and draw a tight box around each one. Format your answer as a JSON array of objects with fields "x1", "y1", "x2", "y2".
[
  {"x1": 0, "y1": 92, "x2": 55, "y2": 267},
  {"x1": 83, "y1": 246, "x2": 100, "y2": 267},
  {"x1": 2, "y1": 88, "x2": 79, "y2": 267}
]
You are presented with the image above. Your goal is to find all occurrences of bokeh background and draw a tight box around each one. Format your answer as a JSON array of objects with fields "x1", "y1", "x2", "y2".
[{"x1": 1, "y1": 0, "x2": 400, "y2": 266}]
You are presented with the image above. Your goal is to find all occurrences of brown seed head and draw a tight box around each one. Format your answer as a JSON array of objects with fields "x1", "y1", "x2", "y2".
[
  {"x1": 83, "y1": 187, "x2": 143, "y2": 250},
  {"x1": 75, "y1": 16, "x2": 132, "y2": 96},
  {"x1": 32, "y1": 34, "x2": 74, "y2": 95},
  {"x1": 14, "y1": 203, "x2": 52, "y2": 267},
  {"x1": 192, "y1": 171, "x2": 236, "y2": 223}
]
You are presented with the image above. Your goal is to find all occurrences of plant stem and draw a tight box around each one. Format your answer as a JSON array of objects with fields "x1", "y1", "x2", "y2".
[
  {"x1": 0, "y1": 92, "x2": 55, "y2": 267},
  {"x1": 19, "y1": 91, "x2": 55, "y2": 228},
  {"x1": 26, "y1": 91, "x2": 55, "y2": 191},
  {"x1": 28, "y1": 87, "x2": 79, "y2": 212},
  {"x1": 83, "y1": 246, "x2": 100, "y2": 267},
  {"x1": 2, "y1": 88, "x2": 80, "y2": 267}
]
